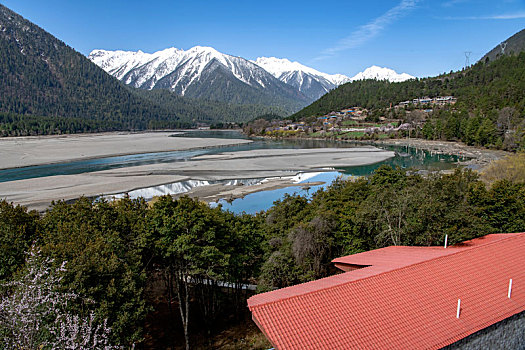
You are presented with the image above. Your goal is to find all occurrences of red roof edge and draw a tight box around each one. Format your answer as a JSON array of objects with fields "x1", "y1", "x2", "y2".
[
  {"x1": 248, "y1": 232, "x2": 525, "y2": 350},
  {"x1": 248, "y1": 233, "x2": 524, "y2": 309}
]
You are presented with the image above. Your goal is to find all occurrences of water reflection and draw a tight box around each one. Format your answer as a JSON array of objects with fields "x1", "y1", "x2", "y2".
[
  {"x1": 213, "y1": 172, "x2": 344, "y2": 214},
  {"x1": 213, "y1": 147, "x2": 462, "y2": 215}
]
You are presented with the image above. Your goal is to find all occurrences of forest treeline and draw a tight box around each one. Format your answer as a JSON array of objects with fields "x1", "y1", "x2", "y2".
[
  {"x1": 0, "y1": 4, "x2": 188, "y2": 135},
  {"x1": 1, "y1": 166, "x2": 524, "y2": 348},
  {"x1": 0, "y1": 4, "x2": 285, "y2": 136},
  {"x1": 290, "y1": 53, "x2": 525, "y2": 150}
]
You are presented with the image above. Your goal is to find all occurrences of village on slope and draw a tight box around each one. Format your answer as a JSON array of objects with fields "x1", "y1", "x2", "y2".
[{"x1": 250, "y1": 96, "x2": 458, "y2": 138}]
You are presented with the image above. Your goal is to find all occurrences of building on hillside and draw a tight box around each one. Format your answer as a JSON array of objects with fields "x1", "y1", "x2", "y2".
[
  {"x1": 398, "y1": 96, "x2": 458, "y2": 108},
  {"x1": 436, "y1": 96, "x2": 457, "y2": 105},
  {"x1": 248, "y1": 233, "x2": 525, "y2": 349}
]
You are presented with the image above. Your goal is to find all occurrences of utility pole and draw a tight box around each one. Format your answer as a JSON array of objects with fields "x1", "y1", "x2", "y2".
[
  {"x1": 500, "y1": 42, "x2": 507, "y2": 55},
  {"x1": 464, "y1": 51, "x2": 472, "y2": 69}
]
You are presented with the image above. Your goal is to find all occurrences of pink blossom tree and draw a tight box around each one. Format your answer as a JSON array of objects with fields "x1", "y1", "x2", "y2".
[{"x1": 0, "y1": 247, "x2": 117, "y2": 349}]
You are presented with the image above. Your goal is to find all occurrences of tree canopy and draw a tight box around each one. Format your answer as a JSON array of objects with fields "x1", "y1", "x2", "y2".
[{"x1": 0, "y1": 166, "x2": 524, "y2": 347}]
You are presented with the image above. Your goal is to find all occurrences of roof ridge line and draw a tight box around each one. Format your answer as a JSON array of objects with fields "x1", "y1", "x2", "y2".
[{"x1": 249, "y1": 233, "x2": 524, "y2": 309}]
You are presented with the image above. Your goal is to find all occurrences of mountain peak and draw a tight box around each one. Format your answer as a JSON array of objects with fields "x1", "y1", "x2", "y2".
[
  {"x1": 253, "y1": 56, "x2": 349, "y2": 83},
  {"x1": 254, "y1": 57, "x2": 304, "y2": 73},
  {"x1": 88, "y1": 44, "x2": 414, "y2": 108},
  {"x1": 252, "y1": 56, "x2": 351, "y2": 99},
  {"x1": 188, "y1": 45, "x2": 219, "y2": 54},
  {"x1": 88, "y1": 45, "x2": 309, "y2": 109},
  {"x1": 350, "y1": 65, "x2": 414, "y2": 82}
]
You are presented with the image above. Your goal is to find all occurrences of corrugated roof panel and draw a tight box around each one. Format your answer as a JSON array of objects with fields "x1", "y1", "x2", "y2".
[{"x1": 249, "y1": 233, "x2": 525, "y2": 349}]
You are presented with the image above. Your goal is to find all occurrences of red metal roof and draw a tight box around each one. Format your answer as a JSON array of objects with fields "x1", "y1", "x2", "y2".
[{"x1": 248, "y1": 233, "x2": 525, "y2": 349}]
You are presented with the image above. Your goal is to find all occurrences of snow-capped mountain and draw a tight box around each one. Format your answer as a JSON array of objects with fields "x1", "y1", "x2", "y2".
[
  {"x1": 89, "y1": 46, "x2": 309, "y2": 109},
  {"x1": 252, "y1": 58, "x2": 414, "y2": 99},
  {"x1": 350, "y1": 65, "x2": 414, "y2": 82},
  {"x1": 253, "y1": 57, "x2": 351, "y2": 100},
  {"x1": 90, "y1": 47, "x2": 185, "y2": 90},
  {"x1": 89, "y1": 47, "x2": 414, "y2": 110}
]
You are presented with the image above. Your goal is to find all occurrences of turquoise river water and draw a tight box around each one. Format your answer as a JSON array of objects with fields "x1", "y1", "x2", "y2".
[{"x1": 0, "y1": 130, "x2": 465, "y2": 214}]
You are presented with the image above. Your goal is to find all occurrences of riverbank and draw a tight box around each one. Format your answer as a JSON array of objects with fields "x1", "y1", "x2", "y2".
[
  {"x1": 0, "y1": 131, "x2": 252, "y2": 169},
  {"x1": 172, "y1": 179, "x2": 325, "y2": 204},
  {"x1": 255, "y1": 135, "x2": 510, "y2": 171},
  {"x1": 359, "y1": 138, "x2": 510, "y2": 171},
  {"x1": 0, "y1": 147, "x2": 394, "y2": 211}
]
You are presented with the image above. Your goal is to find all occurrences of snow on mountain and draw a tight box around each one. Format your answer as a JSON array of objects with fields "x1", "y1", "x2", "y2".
[
  {"x1": 350, "y1": 65, "x2": 414, "y2": 82},
  {"x1": 253, "y1": 57, "x2": 351, "y2": 100},
  {"x1": 251, "y1": 58, "x2": 414, "y2": 99},
  {"x1": 89, "y1": 47, "x2": 414, "y2": 108},
  {"x1": 89, "y1": 47, "x2": 185, "y2": 90},
  {"x1": 89, "y1": 46, "x2": 310, "y2": 109},
  {"x1": 253, "y1": 57, "x2": 350, "y2": 86},
  {"x1": 90, "y1": 46, "x2": 278, "y2": 94}
]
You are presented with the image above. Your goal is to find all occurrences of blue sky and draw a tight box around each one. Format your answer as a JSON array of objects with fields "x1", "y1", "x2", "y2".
[{"x1": 2, "y1": 0, "x2": 524, "y2": 77}]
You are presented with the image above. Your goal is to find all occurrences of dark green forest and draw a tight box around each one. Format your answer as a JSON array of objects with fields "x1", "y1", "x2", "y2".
[
  {"x1": 0, "y1": 5, "x2": 286, "y2": 136},
  {"x1": 0, "y1": 4, "x2": 184, "y2": 133},
  {"x1": 290, "y1": 52, "x2": 525, "y2": 150},
  {"x1": 134, "y1": 89, "x2": 286, "y2": 125},
  {"x1": 292, "y1": 52, "x2": 525, "y2": 118},
  {"x1": 1, "y1": 166, "x2": 524, "y2": 348}
]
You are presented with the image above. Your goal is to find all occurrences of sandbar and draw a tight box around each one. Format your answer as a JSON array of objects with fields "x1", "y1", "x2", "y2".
[
  {"x1": 0, "y1": 147, "x2": 394, "y2": 211},
  {"x1": 0, "y1": 132, "x2": 252, "y2": 169}
]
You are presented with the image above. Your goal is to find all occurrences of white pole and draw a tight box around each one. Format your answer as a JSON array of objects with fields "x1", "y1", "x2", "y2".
[
  {"x1": 508, "y1": 279, "x2": 513, "y2": 299},
  {"x1": 456, "y1": 299, "x2": 461, "y2": 318},
  {"x1": 444, "y1": 235, "x2": 448, "y2": 249}
]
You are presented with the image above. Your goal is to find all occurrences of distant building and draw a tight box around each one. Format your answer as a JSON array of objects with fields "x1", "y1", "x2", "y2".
[
  {"x1": 249, "y1": 233, "x2": 525, "y2": 350},
  {"x1": 400, "y1": 96, "x2": 457, "y2": 108}
]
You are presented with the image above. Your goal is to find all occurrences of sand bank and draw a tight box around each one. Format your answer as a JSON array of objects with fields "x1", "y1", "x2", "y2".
[
  {"x1": 0, "y1": 132, "x2": 252, "y2": 169},
  {"x1": 174, "y1": 180, "x2": 325, "y2": 204},
  {"x1": 95, "y1": 147, "x2": 394, "y2": 180},
  {"x1": 0, "y1": 147, "x2": 394, "y2": 211}
]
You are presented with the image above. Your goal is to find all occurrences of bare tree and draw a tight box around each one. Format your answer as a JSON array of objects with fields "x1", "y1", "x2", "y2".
[
  {"x1": 291, "y1": 214, "x2": 337, "y2": 278},
  {"x1": 497, "y1": 107, "x2": 517, "y2": 135}
]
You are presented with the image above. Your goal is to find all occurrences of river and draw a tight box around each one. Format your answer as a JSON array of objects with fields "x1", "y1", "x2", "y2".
[{"x1": 0, "y1": 130, "x2": 464, "y2": 214}]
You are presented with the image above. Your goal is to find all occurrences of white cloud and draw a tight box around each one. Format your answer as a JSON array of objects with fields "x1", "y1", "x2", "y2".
[
  {"x1": 315, "y1": 0, "x2": 420, "y2": 61},
  {"x1": 444, "y1": 11, "x2": 525, "y2": 20},
  {"x1": 442, "y1": 0, "x2": 470, "y2": 7}
]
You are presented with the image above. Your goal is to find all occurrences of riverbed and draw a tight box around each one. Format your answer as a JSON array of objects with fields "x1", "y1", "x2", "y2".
[
  {"x1": 0, "y1": 131, "x2": 252, "y2": 169},
  {"x1": 0, "y1": 130, "x2": 466, "y2": 212}
]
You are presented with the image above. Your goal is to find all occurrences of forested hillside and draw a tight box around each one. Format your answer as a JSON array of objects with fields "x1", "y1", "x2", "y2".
[
  {"x1": 134, "y1": 89, "x2": 287, "y2": 125},
  {"x1": 292, "y1": 52, "x2": 525, "y2": 119},
  {"x1": 289, "y1": 49, "x2": 525, "y2": 150},
  {"x1": 420, "y1": 52, "x2": 525, "y2": 150},
  {"x1": 0, "y1": 5, "x2": 186, "y2": 134},
  {"x1": 0, "y1": 5, "x2": 282, "y2": 136}
]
